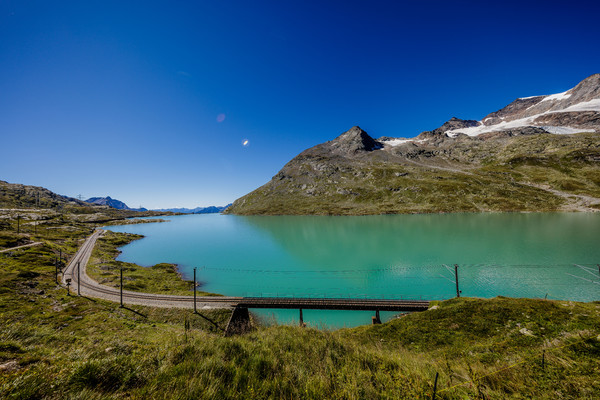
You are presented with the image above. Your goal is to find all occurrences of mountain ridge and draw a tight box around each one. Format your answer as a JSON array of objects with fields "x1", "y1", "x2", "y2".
[
  {"x1": 225, "y1": 74, "x2": 600, "y2": 215},
  {"x1": 152, "y1": 204, "x2": 232, "y2": 214},
  {"x1": 85, "y1": 196, "x2": 147, "y2": 212}
]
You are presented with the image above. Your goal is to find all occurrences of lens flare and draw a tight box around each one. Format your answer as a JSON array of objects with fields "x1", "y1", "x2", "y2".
[
  {"x1": 242, "y1": 139, "x2": 250, "y2": 147},
  {"x1": 216, "y1": 113, "x2": 226, "y2": 122}
]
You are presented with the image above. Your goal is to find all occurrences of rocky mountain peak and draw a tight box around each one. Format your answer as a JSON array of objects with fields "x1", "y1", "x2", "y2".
[
  {"x1": 85, "y1": 196, "x2": 146, "y2": 211},
  {"x1": 329, "y1": 126, "x2": 382, "y2": 155}
]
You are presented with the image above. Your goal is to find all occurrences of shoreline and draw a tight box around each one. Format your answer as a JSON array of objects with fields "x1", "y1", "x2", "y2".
[{"x1": 87, "y1": 224, "x2": 221, "y2": 297}]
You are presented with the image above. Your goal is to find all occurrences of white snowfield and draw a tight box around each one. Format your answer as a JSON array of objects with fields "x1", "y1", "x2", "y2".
[
  {"x1": 560, "y1": 98, "x2": 600, "y2": 112},
  {"x1": 539, "y1": 90, "x2": 572, "y2": 103},
  {"x1": 382, "y1": 138, "x2": 413, "y2": 146}
]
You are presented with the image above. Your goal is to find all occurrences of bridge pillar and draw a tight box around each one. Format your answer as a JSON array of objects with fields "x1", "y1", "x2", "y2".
[
  {"x1": 299, "y1": 308, "x2": 305, "y2": 327},
  {"x1": 372, "y1": 310, "x2": 381, "y2": 325},
  {"x1": 224, "y1": 306, "x2": 252, "y2": 336}
]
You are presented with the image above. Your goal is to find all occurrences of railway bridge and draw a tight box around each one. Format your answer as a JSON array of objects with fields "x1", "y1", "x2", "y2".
[{"x1": 61, "y1": 229, "x2": 432, "y2": 335}]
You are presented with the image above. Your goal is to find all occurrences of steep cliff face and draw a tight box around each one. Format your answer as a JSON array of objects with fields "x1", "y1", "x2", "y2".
[{"x1": 226, "y1": 75, "x2": 600, "y2": 215}]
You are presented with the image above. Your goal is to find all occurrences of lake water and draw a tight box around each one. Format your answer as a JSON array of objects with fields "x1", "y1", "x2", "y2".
[{"x1": 104, "y1": 213, "x2": 600, "y2": 328}]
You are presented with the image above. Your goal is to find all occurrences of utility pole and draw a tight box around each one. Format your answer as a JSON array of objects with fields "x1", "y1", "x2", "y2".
[
  {"x1": 193, "y1": 267, "x2": 197, "y2": 313},
  {"x1": 454, "y1": 264, "x2": 461, "y2": 298},
  {"x1": 16, "y1": 215, "x2": 20, "y2": 234},
  {"x1": 77, "y1": 262, "x2": 81, "y2": 296},
  {"x1": 120, "y1": 267, "x2": 124, "y2": 307},
  {"x1": 55, "y1": 257, "x2": 59, "y2": 284}
]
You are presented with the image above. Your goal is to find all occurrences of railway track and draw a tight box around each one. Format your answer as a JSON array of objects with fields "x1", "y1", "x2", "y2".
[{"x1": 61, "y1": 229, "x2": 431, "y2": 313}]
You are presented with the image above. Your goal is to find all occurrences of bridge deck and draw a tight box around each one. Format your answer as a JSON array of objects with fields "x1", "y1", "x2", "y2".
[{"x1": 237, "y1": 297, "x2": 430, "y2": 312}]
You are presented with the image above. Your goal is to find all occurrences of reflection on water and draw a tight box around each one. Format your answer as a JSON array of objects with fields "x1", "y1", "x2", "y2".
[{"x1": 105, "y1": 213, "x2": 600, "y2": 328}]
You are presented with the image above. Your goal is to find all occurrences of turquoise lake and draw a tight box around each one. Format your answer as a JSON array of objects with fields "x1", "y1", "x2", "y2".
[{"x1": 104, "y1": 213, "x2": 600, "y2": 328}]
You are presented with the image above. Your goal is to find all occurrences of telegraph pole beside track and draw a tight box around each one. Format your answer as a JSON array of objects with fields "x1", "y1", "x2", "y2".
[
  {"x1": 454, "y1": 264, "x2": 461, "y2": 298},
  {"x1": 193, "y1": 267, "x2": 197, "y2": 313},
  {"x1": 120, "y1": 267, "x2": 124, "y2": 307}
]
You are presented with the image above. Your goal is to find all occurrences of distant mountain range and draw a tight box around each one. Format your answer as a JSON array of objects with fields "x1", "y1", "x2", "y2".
[
  {"x1": 85, "y1": 197, "x2": 230, "y2": 214},
  {"x1": 225, "y1": 74, "x2": 600, "y2": 215},
  {"x1": 85, "y1": 196, "x2": 147, "y2": 212},
  {"x1": 152, "y1": 204, "x2": 232, "y2": 214}
]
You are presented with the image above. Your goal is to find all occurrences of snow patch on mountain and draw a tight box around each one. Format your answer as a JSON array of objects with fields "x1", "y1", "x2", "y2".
[
  {"x1": 445, "y1": 110, "x2": 592, "y2": 137},
  {"x1": 540, "y1": 90, "x2": 572, "y2": 103},
  {"x1": 382, "y1": 138, "x2": 413, "y2": 146},
  {"x1": 560, "y1": 98, "x2": 600, "y2": 112}
]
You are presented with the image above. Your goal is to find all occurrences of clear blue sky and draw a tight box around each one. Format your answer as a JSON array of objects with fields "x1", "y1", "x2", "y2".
[{"x1": 1, "y1": 1, "x2": 599, "y2": 209}]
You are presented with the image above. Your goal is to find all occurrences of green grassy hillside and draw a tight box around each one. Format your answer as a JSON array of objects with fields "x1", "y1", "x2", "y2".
[{"x1": 227, "y1": 132, "x2": 600, "y2": 215}]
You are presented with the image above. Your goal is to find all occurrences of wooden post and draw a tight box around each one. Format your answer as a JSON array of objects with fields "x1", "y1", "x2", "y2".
[
  {"x1": 431, "y1": 372, "x2": 438, "y2": 400},
  {"x1": 193, "y1": 267, "x2": 197, "y2": 313},
  {"x1": 299, "y1": 308, "x2": 303, "y2": 326},
  {"x1": 120, "y1": 267, "x2": 124, "y2": 307},
  {"x1": 55, "y1": 257, "x2": 58, "y2": 284},
  {"x1": 454, "y1": 264, "x2": 460, "y2": 298},
  {"x1": 541, "y1": 350, "x2": 545, "y2": 370},
  {"x1": 77, "y1": 262, "x2": 81, "y2": 296},
  {"x1": 17, "y1": 216, "x2": 20, "y2": 234}
]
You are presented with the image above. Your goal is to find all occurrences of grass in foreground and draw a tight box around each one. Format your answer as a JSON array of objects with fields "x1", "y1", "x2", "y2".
[{"x1": 1, "y1": 216, "x2": 599, "y2": 399}]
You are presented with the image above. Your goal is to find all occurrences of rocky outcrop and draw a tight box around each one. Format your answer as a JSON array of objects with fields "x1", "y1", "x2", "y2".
[
  {"x1": 325, "y1": 126, "x2": 383, "y2": 156},
  {"x1": 532, "y1": 111, "x2": 600, "y2": 129}
]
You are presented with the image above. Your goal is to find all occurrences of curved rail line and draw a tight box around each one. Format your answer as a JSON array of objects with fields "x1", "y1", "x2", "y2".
[
  {"x1": 61, "y1": 229, "x2": 241, "y2": 309},
  {"x1": 61, "y1": 229, "x2": 431, "y2": 313}
]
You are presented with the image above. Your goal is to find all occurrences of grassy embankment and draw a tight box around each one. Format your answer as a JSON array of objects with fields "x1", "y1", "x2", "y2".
[{"x1": 1, "y1": 214, "x2": 600, "y2": 399}]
